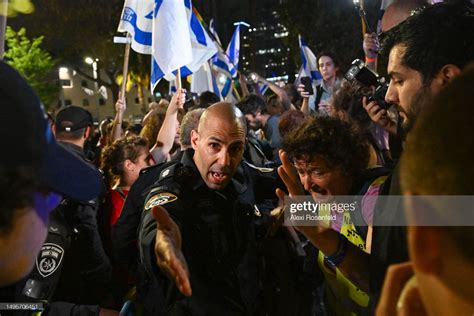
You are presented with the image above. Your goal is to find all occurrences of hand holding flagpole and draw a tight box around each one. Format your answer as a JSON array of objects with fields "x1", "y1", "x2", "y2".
[{"x1": 176, "y1": 68, "x2": 182, "y2": 92}]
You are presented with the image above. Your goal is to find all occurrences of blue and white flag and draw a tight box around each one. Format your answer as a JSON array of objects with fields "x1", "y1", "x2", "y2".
[
  {"x1": 210, "y1": 49, "x2": 237, "y2": 99},
  {"x1": 225, "y1": 24, "x2": 240, "y2": 78},
  {"x1": 190, "y1": 61, "x2": 221, "y2": 98},
  {"x1": 161, "y1": 1, "x2": 218, "y2": 84},
  {"x1": 376, "y1": 0, "x2": 394, "y2": 33},
  {"x1": 150, "y1": 0, "x2": 193, "y2": 91},
  {"x1": 118, "y1": 0, "x2": 217, "y2": 91},
  {"x1": 209, "y1": 19, "x2": 222, "y2": 47},
  {"x1": 258, "y1": 83, "x2": 269, "y2": 95},
  {"x1": 169, "y1": 79, "x2": 177, "y2": 95},
  {"x1": 298, "y1": 35, "x2": 322, "y2": 82},
  {"x1": 208, "y1": 24, "x2": 236, "y2": 99},
  {"x1": 118, "y1": 0, "x2": 154, "y2": 54}
]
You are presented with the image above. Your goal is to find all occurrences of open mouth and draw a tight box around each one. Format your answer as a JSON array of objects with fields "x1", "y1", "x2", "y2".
[
  {"x1": 310, "y1": 186, "x2": 328, "y2": 196},
  {"x1": 209, "y1": 171, "x2": 228, "y2": 183}
]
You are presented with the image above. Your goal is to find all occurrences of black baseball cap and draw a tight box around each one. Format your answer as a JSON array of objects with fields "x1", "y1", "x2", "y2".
[
  {"x1": 55, "y1": 105, "x2": 93, "y2": 132},
  {"x1": 0, "y1": 61, "x2": 101, "y2": 202}
]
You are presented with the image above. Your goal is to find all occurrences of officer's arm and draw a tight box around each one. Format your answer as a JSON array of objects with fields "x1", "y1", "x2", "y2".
[{"x1": 151, "y1": 205, "x2": 192, "y2": 297}]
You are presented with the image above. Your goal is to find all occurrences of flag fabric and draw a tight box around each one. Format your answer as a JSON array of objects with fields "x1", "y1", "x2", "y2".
[
  {"x1": 161, "y1": 0, "x2": 218, "y2": 84},
  {"x1": 169, "y1": 79, "x2": 177, "y2": 95},
  {"x1": 118, "y1": 0, "x2": 217, "y2": 91},
  {"x1": 208, "y1": 19, "x2": 222, "y2": 47},
  {"x1": 207, "y1": 23, "x2": 237, "y2": 99},
  {"x1": 225, "y1": 24, "x2": 241, "y2": 78},
  {"x1": 298, "y1": 35, "x2": 322, "y2": 82},
  {"x1": 117, "y1": 0, "x2": 154, "y2": 54},
  {"x1": 150, "y1": 0, "x2": 193, "y2": 91},
  {"x1": 190, "y1": 61, "x2": 221, "y2": 97},
  {"x1": 211, "y1": 51, "x2": 236, "y2": 99},
  {"x1": 258, "y1": 83, "x2": 269, "y2": 95},
  {"x1": 376, "y1": 0, "x2": 394, "y2": 33}
]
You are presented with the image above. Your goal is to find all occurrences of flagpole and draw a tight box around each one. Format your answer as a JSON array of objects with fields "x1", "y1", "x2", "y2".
[
  {"x1": 176, "y1": 68, "x2": 182, "y2": 92},
  {"x1": 232, "y1": 84, "x2": 241, "y2": 101},
  {"x1": 121, "y1": 33, "x2": 132, "y2": 100}
]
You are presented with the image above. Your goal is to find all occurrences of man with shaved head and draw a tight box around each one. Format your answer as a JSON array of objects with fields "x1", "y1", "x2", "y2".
[{"x1": 137, "y1": 102, "x2": 269, "y2": 314}]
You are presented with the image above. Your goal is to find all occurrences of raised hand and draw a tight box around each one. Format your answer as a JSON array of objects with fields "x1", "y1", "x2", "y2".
[
  {"x1": 363, "y1": 32, "x2": 379, "y2": 59},
  {"x1": 169, "y1": 88, "x2": 186, "y2": 112},
  {"x1": 276, "y1": 150, "x2": 305, "y2": 199},
  {"x1": 363, "y1": 97, "x2": 397, "y2": 135},
  {"x1": 151, "y1": 205, "x2": 192, "y2": 297}
]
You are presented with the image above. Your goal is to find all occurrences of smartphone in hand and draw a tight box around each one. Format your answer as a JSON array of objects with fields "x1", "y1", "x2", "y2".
[{"x1": 300, "y1": 76, "x2": 314, "y2": 95}]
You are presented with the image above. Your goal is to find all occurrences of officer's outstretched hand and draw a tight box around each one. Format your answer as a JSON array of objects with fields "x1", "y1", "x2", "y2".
[{"x1": 151, "y1": 205, "x2": 192, "y2": 297}]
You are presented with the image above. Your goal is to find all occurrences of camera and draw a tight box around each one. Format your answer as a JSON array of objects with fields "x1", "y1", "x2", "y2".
[{"x1": 344, "y1": 59, "x2": 390, "y2": 109}]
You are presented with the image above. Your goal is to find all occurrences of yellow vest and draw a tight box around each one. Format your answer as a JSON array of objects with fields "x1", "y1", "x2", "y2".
[{"x1": 317, "y1": 176, "x2": 387, "y2": 316}]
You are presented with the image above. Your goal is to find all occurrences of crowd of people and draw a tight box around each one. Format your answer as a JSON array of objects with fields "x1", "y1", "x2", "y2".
[{"x1": 0, "y1": 1, "x2": 473, "y2": 315}]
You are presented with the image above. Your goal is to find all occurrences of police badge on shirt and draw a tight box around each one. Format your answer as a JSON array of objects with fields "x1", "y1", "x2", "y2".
[
  {"x1": 145, "y1": 192, "x2": 178, "y2": 210},
  {"x1": 36, "y1": 243, "x2": 65, "y2": 278}
]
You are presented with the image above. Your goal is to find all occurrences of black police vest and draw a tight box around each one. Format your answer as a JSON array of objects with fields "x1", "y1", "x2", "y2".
[
  {"x1": 17, "y1": 198, "x2": 98, "y2": 304},
  {"x1": 139, "y1": 162, "x2": 262, "y2": 314}
]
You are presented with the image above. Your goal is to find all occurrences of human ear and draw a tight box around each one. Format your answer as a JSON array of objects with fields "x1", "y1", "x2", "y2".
[
  {"x1": 124, "y1": 159, "x2": 134, "y2": 171},
  {"x1": 191, "y1": 129, "x2": 199, "y2": 150},
  {"x1": 439, "y1": 64, "x2": 462, "y2": 85},
  {"x1": 408, "y1": 226, "x2": 443, "y2": 276}
]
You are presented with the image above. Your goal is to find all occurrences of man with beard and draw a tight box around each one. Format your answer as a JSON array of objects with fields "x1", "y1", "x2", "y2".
[{"x1": 362, "y1": 1, "x2": 474, "y2": 309}]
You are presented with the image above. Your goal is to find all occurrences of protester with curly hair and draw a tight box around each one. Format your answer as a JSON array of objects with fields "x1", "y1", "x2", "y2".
[
  {"x1": 101, "y1": 136, "x2": 152, "y2": 226},
  {"x1": 277, "y1": 115, "x2": 390, "y2": 315}
]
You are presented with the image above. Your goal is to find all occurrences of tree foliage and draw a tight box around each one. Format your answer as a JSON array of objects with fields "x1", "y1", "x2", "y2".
[
  {"x1": 4, "y1": 26, "x2": 58, "y2": 108},
  {"x1": 9, "y1": 0, "x2": 151, "y2": 106}
]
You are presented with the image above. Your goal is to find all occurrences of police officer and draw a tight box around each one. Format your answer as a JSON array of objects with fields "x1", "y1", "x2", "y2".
[
  {"x1": 138, "y1": 102, "x2": 293, "y2": 314},
  {"x1": 10, "y1": 107, "x2": 115, "y2": 315}
]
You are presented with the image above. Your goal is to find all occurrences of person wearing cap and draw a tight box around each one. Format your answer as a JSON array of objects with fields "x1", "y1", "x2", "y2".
[
  {"x1": 0, "y1": 62, "x2": 101, "y2": 285},
  {"x1": 0, "y1": 63, "x2": 117, "y2": 315}
]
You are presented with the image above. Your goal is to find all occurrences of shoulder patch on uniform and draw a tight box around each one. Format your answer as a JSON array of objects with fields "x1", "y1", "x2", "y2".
[
  {"x1": 36, "y1": 243, "x2": 65, "y2": 278},
  {"x1": 145, "y1": 192, "x2": 178, "y2": 210}
]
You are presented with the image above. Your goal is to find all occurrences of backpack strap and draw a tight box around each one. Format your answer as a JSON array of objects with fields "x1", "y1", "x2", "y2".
[
  {"x1": 314, "y1": 84, "x2": 324, "y2": 112},
  {"x1": 351, "y1": 167, "x2": 391, "y2": 240}
]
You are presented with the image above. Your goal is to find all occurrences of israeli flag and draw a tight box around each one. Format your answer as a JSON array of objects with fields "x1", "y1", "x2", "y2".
[
  {"x1": 209, "y1": 19, "x2": 222, "y2": 47},
  {"x1": 150, "y1": 0, "x2": 194, "y2": 91},
  {"x1": 206, "y1": 22, "x2": 236, "y2": 99},
  {"x1": 225, "y1": 24, "x2": 240, "y2": 78},
  {"x1": 210, "y1": 49, "x2": 236, "y2": 99},
  {"x1": 159, "y1": 0, "x2": 218, "y2": 86},
  {"x1": 117, "y1": 0, "x2": 154, "y2": 54},
  {"x1": 298, "y1": 35, "x2": 322, "y2": 82},
  {"x1": 190, "y1": 61, "x2": 220, "y2": 98}
]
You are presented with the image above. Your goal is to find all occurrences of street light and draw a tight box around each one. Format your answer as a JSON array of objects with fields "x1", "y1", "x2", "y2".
[
  {"x1": 58, "y1": 66, "x2": 69, "y2": 107},
  {"x1": 84, "y1": 56, "x2": 99, "y2": 121}
]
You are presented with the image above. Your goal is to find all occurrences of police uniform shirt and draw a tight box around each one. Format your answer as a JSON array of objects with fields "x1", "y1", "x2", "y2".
[{"x1": 139, "y1": 149, "x2": 263, "y2": 314}]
